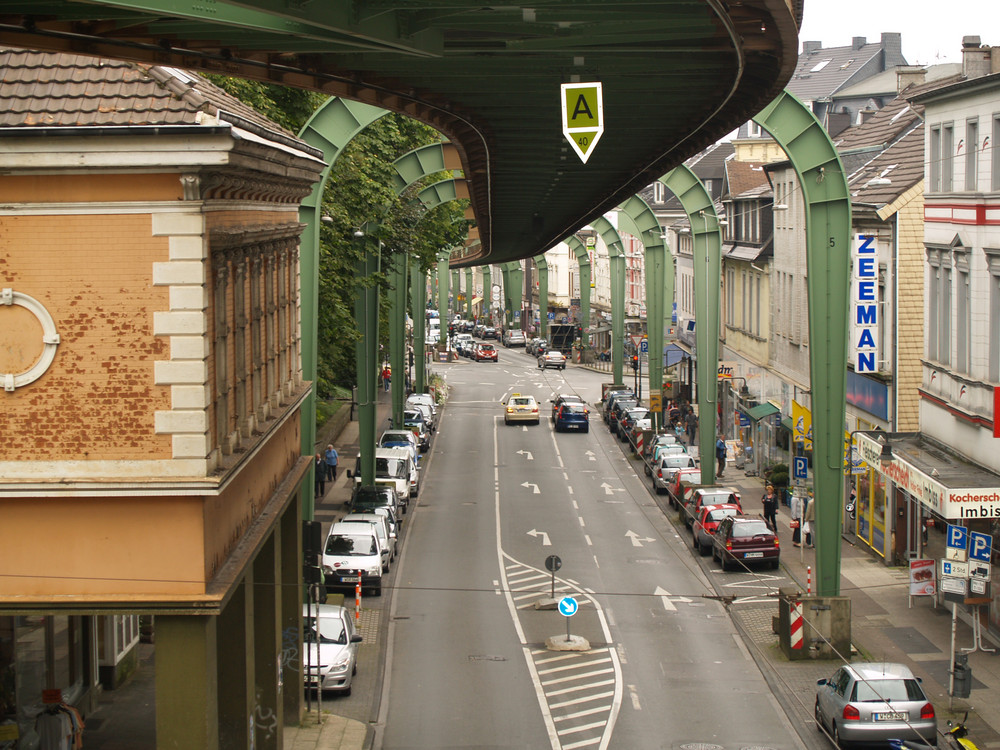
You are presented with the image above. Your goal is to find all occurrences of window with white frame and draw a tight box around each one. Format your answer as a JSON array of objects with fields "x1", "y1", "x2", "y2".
[
  {"x1": 993, "y1": 115, "x2": 1000, "y2": 191},
  {"x1": 988, "y1": 250, "x2": 1000, "y2": 382},
  {"x1": 929, "y1": 125, "x2": 941, "y2": 192},
  {"x1": 927, "y1": 251, "x2": 940, "y2": 362},
  {"x1": 653, "y1": 181, "x2": 667, "y2": 204},
  {"x1": 942, "y1": 124, "x2": 954, "y2": 191},
  {"x1": 726, "y1": 268, "x2": 735, "y2": 326},
  {"x1": 755, "y1": 275, "x2": 762, "y2": 336},
  {"x1": 966, "y1": 119, "x2": 979, "y2": 191},
  {"x1": 748, "y1": 270, "x2": 754, "y2": 334},
  {"x1": 955, "y1": 252, "x2": 970, "y2": 374}
]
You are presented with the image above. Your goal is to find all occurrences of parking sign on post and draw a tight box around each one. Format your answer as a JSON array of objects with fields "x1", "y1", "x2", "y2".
[{"x1": 946, "y1": 525, "x2": 969, "y2": 561}]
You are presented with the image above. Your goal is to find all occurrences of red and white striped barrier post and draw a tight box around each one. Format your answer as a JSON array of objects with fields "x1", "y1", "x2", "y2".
[
  {"x1": 790, "y1": 600, "x2": 804, "y2": 650},
  {"x1": 807, "y1": 565, "x2": 812, "y2": 596},
  {"x1": 355, "y1": 579, "x2": 362, "y2": 623},
  {"x1": 636, "y1": 432, "x2": 644, "y2": 455}
]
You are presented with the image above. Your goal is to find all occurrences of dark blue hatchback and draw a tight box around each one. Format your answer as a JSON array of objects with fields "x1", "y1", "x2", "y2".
[{"x1": 554, "y1": 403, "x2": 589, "y2": 432}]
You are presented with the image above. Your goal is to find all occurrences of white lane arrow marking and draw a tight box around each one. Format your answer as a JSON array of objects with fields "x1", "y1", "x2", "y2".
[
  {"x1": 521, "y1": 482, "x2": 540, "y2": 494},
  {"x1": 522, "y1": 425, "x2": 528, "y2": 432},
  {"x1": 653, "y1": 586, "x2": 692, "y2": 612},
  {"x1": 585, "y1": 451, "x2": 597, "y2": 462},
  {"x1": 516, "y1": 450, "x2": 534, "y2": 461},
  {"x1": 625, "y1": 531, "x2": 655, "y2": 547},
  {"x1": 600, "y1": 482, "x2": 624, "y2": 495},
  {"x1": 527, "y1": 529, "x2": 551, "y2": 546}
]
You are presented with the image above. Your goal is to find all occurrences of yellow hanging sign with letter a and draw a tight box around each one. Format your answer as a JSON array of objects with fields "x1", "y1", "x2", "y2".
[{"x1": 561, "y1": 82, "x2": 604, "y2": 164}]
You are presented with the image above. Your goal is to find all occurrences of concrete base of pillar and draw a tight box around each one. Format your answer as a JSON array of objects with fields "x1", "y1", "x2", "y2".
[{"x1": 545, "y1": 634, "x2": 590, "y2": 652}]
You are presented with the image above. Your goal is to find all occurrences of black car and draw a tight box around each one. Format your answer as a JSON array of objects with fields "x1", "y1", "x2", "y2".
[{"x1": 349, "y1": 484, "x2": 402, "y2": 515}]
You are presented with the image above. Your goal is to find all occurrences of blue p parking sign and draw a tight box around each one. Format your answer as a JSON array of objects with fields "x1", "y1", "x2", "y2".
[
  {"x1": 970, "y1": 531, "x2": 992, "y2": 563},
  {"x1": 793, "y1": 456, "x2": 808, "y2": 481}
]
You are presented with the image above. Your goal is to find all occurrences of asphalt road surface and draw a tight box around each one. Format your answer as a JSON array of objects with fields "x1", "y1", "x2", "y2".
[{"x1": 375, "y1": 347, "x2": 805, "y2": 750}]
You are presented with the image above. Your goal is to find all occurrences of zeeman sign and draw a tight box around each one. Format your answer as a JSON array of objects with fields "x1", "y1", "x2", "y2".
[
  {"x1": 561, "y1": 82, "x2": 604, "y2": 164},
  {"x1": 852, "y1": 234, "x2": 878, "y2": 373}
]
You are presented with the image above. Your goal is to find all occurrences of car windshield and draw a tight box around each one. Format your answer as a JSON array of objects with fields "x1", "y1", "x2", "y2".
[
  {"x1": 663, "y1": 456, "x2": 691, "y2": 467},
  {"x1": 304, "y1": 616, "x2": 348, "y2": 645},
  {"x1": 702, "y1": 492, "x2": 735, "y2": 503},
  {"x1": 481, "y1": 345, "x2": 495, "y2": 351},
  {"x1": 325, "y1": 533, "x2": 378, "y2": 556},
  {"x1": 731, "y1": 521, "x2": 772, "y2": 539},
  {"x1": 563, "y1": 404, "x2": 586, "y2": 414},
  {"x1": 852, "y1": 678, "x2": 925, "y2": 702},
  {"x1": 707, "y1": 508, "x2": 739, "y2": 522},
  {"x1": 375, "y1": 457, "x2": 406, "y2": 479},
  {"x1": 512, "y1": 398, "x2": 533, "y2": 406}
]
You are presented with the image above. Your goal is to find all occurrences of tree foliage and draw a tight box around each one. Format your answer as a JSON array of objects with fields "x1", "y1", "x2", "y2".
[{"x1": 207, "y1": 75, "x2": 471, "y2": 397}]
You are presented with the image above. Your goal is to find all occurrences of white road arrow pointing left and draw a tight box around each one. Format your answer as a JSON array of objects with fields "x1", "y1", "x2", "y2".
[
  {"x1": 521, "y1": 482, "x2": 540, "y2": 494},
  {"x1": 527, "y1": 529, "x2": 551, "y2": 546},
  {"x1": 516, "y1": 450, "x2": 534, "y2": 461}
]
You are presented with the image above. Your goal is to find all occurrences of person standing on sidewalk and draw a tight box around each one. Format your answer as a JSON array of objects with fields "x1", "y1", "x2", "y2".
[
  {"x1": 789, "y1": 490, "x2": 803, "y2": 547},
  {"x1": 803, "y1": 489, "x2": 815, "y2": 547},
  {"x1": 314, "y1": 452, "x2": 327, "y2": 498},
  {"x1": 685, "y1": 410, "x2": 697, "y2": 447},
  {"x1": 324, "y1": 444, "x2": 339, "y2": 481},
  {"x1": 715, "y1": 437, "x2": 727, "y2": 478},
  {"x1": 762, "y1": 484, "x2": 778, "y2": 532}
]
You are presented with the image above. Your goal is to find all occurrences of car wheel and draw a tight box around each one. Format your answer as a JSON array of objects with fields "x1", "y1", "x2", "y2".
[
  {"x1": 698, "y1": 542, "x2": 710, "y2": 556},
  {"x1": 504, "y1": 418, "x2": 509, "y2": 425},
  {"x1": 373, "y1": 583, "x2": 382, "y2": 596},
  {"x1": 832, "y1": 722, "x2": 846, "y2": 749},
  {"x1": 814, "y1": 699, "x2": 824, "y2": 731},
  {"x1": 534, "y1": 419, "x2": 540, "y2": 425},
  {"x1": 352, "y1": 664, "x2": 357, "y2": 676},
  {"x1": 644, "y1": 465, "x2": 651, "y2": 476},
  {"x1": 770, "y1": 558, "x2": 780, "y2": 570},
  {"x1": 720, "y1": 552, "x2": 731, "y2": 571},
  {"x1": 583, "y1": 426, "x2": 589, "y2": 433},
  {"x1": 654, "y1": 485, "x2": 665, "y2": 495},
  {"x1": 342, "y1": 685, "x2": 352, "y2": 697}
]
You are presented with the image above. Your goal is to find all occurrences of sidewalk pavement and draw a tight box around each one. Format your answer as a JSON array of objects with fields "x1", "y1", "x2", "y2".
[{"x1": 684, "y1": 451, "x2": 1000, "y2": 748}]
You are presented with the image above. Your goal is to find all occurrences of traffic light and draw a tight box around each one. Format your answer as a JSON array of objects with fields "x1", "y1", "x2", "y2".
[{"x1": 631, "y1": 355, "x2": 639, "y2": 371}]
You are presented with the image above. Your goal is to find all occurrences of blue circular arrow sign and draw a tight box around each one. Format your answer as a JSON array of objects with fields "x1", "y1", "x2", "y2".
[{"x1": 558, "y1": 596, "x2": 579, "y2": 617}]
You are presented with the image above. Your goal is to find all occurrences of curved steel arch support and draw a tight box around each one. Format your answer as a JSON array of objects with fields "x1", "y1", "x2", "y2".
[
  {"x1": 618, "y1": 195, "x2": 671, "y2": 432},
  {"x1": 534, "y1": 255, "x2": 549, "y2": 340},
  {"x1": 566, "y1": 237, "x2": 592, "y2": 349},
  {"x1": 392, "y1": 142, "x2": 462, "y2": 196},
  {"x1": 298, "y1": 97, "x2": 391, "y2": 517},
  {"x1": 591, "y1": 216, "x2": 626, "y2": 383},
  {"x1": 754, "y1": 90, "x2": 852, "y2": 597},
  {"x1": 661, "y1": 166, "x2": 722, "y2": 486}
]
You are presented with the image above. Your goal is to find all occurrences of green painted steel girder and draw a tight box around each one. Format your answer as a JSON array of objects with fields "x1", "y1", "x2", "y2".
[
  {"x1": 482, "y1": 266, "x2": 492, "y2": 320},
  {"x1": 535, "y1": 255, "x2": 549, "y2": 341},
  {"x1": 392, "y1": 143, "x2": 461, "y2": 195},
  {"x1": 753, "y1": 90, "x2": 852, "y2": 597},
  {"x1": 660, "y1": 166, "x2": 721, "y2": 486},
  {"x1": 411, "y1": 258, "x2": 427, "y2": 393},
  {"x1": 591, "y1": 216, "x2": 626, "y2": 384},
  {"x1": 617, "y1": 195, "x2": 672, "y2": 432},
  {"x1": 298, "y1": 97, "x2": 389, "y2": 519},
  {"x1": 389, "y1": 251, "x2": 408, "y2": 428},
  {"x1": 565, "y1": 237, "x2": 592, "y2": 349},
  {"x1": 465, "y1": 268, "x2": 474, "y2": 319}
]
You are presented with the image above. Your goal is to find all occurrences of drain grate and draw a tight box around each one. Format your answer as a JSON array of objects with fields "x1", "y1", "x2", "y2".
[
  {"x1": 468, "y1": 654, "x2": 507, "y2": 662},
  {"x1": 678, "y1": 744, "x2": 723, "y2": 750}
]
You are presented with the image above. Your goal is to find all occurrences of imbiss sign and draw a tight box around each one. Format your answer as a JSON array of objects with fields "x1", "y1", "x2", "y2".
[{"x1": 856, "y1": 433, "x2": 1000, "y2": 519}]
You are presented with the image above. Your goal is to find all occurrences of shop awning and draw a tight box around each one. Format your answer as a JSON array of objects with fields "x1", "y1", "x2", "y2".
[
  {"x1": 746, "y1": 402, "x2": 780, "y2": 422},
  {"x1": 665, "y1": 343, "x2": 687, "y2": 368},
  {"x1": 471, "y1": 297, "x2": 482, "y2": 305},
  {"x1": 781, "y1": 416, "x2": 793, "y2": 432}
]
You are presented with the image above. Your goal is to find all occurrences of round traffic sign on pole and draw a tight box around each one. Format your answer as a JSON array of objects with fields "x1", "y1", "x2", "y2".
[
  {"x1": 545, "y1": 555, "x2": 562, "y2": 573},
  {"x1": 558, "y1": 596, "x2": 578, "y2": 617}
]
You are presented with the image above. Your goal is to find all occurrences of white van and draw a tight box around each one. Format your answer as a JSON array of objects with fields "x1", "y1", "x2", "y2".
[
  {"x1": 378, "y1": 446, "x2": 420, "y2": 499},
  {"x1": 322, "y1": 522, "x2": 384, "y2": 596},
  {"x1": 350, "y1": 448, "x2": 417, "y2": 504},
  {"x1": 341, "y1": 512, "x2": 396, "y2": 570}
]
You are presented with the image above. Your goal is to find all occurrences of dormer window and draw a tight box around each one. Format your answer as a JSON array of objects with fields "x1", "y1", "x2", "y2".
[{"x1": 810, "y1": 59, "x2": 831, "y2": 72}]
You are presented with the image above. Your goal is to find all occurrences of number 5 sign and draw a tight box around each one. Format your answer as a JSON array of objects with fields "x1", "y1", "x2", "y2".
[{"x1": 561, "y1": 82, "x2": 605, "y2": 164}]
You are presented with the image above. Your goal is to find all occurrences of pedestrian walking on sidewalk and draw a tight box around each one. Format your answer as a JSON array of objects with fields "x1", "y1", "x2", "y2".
[
  {"x1": 382, "y1": 365, "x2": 391, "y2": 392},
  {"x1": 324, "y1": 444, "x2": 339, "y2": 481},
  {"x1": 314, "y1": 453, "x2": 327, "y2": 498},
  {"x1": 715, "y1": 437, "x2": 727, "y2": 478},
  {"x1": 762, "y1": 484, "x2": 778, "y2": 532},
  {"x1": 685, "y1": 411, "x2": 697, "y2": 446},
  {"x1": 803, "y1": 489, "x2": 815, "y2": 547},
  {"x1": 789, "y1": 490, "x2": 803, "y2": 546}
]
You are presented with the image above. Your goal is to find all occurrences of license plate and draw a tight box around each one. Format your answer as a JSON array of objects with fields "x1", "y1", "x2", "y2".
[
  {"x1": 744, "y1": 552, "x2": 764, "y2": 558},
  {"x1": 339, "y1": 576, "x2": 360, "y2": 583},
  {"x1": 874, "y1": 712, "x2": 906, "y2": 722}
]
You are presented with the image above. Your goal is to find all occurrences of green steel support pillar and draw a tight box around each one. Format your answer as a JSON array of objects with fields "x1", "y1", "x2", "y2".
[
  {"x1": 482, "y1": 266, "x2": 491, "y2": 322},
  {"x1": 354, "y1": 235, "x2": 379, "y2": 485},
  {"x1": 297, "y1": 97, "x2": 389, "y2": 521},
  {"x1": 389, "y1": 251, "x2": 407, "y2": 426},
  {"x1": 500, "y1": 263, "x2": 512, "y2": 329},
  {"x1": 508, "y1": 263, "x2": 524, "y2": 329},
  {"x1": 452, "y1": 269, "x2": 461, "y2": 316},
  {"x1": 592, "y1": 216, "x2": 626, "y2": 384},
  {"x1": 535, "y1": 256, "x2": 549, "y2": 340},
  {"x1": 617, "y1": 197, "x2": 670, "y2": 432},
  {"x1": 411, "y1": 261, "x2": 427, "y2": 393},
  {"x1": 567, "y1": 241, "x2": 591, "y2": 348},
  {"x1": 465, "y1": 268, "x2": 473, "y2": 319},
  {"x1": 437, "y1": 253, "x2": 449, "y2": 344},
  {"x1": 754, "y1": 91, "x2": 851, "y2": 597},
  {"x1": 155, "y1": 615, "x2": 219, "y2": 750},
  {"x1": 661, "y1": 167, "x2": 722, "y2": 486}
]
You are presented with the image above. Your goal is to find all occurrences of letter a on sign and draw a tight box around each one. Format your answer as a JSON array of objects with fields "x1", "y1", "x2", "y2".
[{"x1": 561, "y1": 82, "x2": 604, "y2": 164}]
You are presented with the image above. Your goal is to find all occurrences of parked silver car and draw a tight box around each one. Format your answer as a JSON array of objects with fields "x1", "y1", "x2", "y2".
[
  {"x1": 814, "y1": 662, "x2": 937, "y2": 747},
  {"x1": 303, "y1": 603, "x2": 362, "y2": 696}
]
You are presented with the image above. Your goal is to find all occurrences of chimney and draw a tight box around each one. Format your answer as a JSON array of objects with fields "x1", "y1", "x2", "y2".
[
  {"x1": 802, "y1": 40, "x2": 822, "y2": 54},
  {"x1": 881, "y1": 32, "x2": 904, "y2": 66},
  {"x1": 896, "y1": 65, "x2": 927, "y2": 93},
  {"x1": 962, "y1": 36, "x2": 991, "y2": 79},
  {"x1": 853, "y1": 36, "x2": 867, "y2": 51}
]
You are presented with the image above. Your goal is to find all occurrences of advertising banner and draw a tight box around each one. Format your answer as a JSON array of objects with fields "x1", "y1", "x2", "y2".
[{"x1": 909, "y1": 559, "x2": 936, "y2": 596}]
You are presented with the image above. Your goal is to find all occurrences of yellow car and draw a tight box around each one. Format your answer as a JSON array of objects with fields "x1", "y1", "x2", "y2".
[{"x1": 504, "y1": 393, "x2": 539, "y2": 425}]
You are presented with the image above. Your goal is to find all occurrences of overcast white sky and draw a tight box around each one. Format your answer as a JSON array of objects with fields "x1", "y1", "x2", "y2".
[{"x1": 797, "y1": 0, "x2": 998, "y2": 66}]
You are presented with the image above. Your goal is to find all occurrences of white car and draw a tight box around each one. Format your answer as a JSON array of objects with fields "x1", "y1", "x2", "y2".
[
  {"x1": 406, "y1": 392, "x2": 437, "y2": 417},
  {"x1": 303, "y1": 603, "x2": 362, "y2": 696},
  {"x1": 341, "y1": 512, "x2": 396, "y2": 570},
  {"x1": 322, "y1": 522, "x2": 384, "y2": 596},
  {"x1": 652, "y1": 453, "x2": 698, "y2": 493}
]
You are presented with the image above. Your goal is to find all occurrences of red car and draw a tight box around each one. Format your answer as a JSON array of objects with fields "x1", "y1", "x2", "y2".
[
  {"x1": 667, "y1": 468, "x2": 701, "y2": 508},
  {"x1": 476, "y1": 343, "x2": 498, "y2": 362},
  {"x1": 684, "y1": 486, "x2": 742, "y2": 528},
  {"x1": 712, "y1": 515, "x2": 780, "y2": 571},
  {"x1": 691, "y1": 503, "x2": 741, "y2": 556}
]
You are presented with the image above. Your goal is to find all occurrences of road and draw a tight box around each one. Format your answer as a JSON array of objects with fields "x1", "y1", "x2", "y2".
[{"x1": 375, "y1": 346, "x2": 805, "y2": 750}]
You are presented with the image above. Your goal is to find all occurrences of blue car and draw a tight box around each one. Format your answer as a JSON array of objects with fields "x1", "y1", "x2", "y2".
[{"x1": 554, "y1": 403, "x2": 589, "y2": 432}]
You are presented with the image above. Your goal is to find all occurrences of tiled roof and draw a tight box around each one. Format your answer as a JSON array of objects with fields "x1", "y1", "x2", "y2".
[
  {"x1": 834, "y1": 62, "x2": 962, "y2": 100},
  {"x1": 724, "y1": 159, "x2": 769, "y2": 199},
  {"x1": 834, "y1": 96, "x2": 922, "y2": 151},
  {"x1": 847, "y1": 125, "x2": 924, "y2": 209},
  {"x1": 0, "y1": 46, "x2": 296, "y2": 139},
  {"x1": 789, "y1": 37, "x2": 904, "y2": 101}
]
